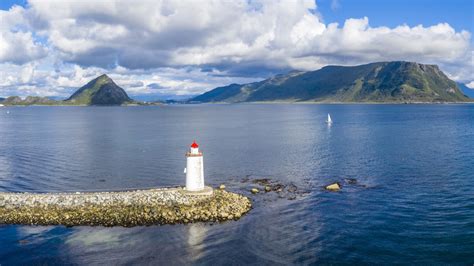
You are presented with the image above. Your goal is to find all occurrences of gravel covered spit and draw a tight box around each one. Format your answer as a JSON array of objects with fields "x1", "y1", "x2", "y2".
[{"x1": 0, "y1": 187, "x2": 251, "y2": 227}]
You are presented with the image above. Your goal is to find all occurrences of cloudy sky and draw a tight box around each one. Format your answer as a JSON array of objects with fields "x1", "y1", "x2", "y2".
[{"x1": 0, "y1": 0, "x2": 472, "y2": 100}]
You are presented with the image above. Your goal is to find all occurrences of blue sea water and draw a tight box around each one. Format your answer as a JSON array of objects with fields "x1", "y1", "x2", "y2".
[{"x1": 0, "y1": 104, "x2": 473, "y2": 264}]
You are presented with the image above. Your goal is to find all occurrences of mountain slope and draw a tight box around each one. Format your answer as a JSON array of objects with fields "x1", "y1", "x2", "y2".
[
  {"x1": 192, "y1": 61, "x2": 470, "y2": 103},
  {"x1": 66, "y1": 74, "x2": 132, "y2": 105}
]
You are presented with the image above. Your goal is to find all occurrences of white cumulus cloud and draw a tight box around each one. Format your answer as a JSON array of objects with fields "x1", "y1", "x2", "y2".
[{"x1": 0, "y1": 6, "x2": 47, "y2": 64}]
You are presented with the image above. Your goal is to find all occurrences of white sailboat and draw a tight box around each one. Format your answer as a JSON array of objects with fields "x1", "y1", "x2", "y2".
[{"x1": 326, "y1": 113, "x2": 332, "y2": 124}]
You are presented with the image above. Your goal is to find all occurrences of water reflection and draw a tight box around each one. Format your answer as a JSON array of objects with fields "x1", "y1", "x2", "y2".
[
  {"x1": 0, "y1": 154, "x2": 12, "y2": 190},
  {"x1": 186, "y1": 224, "x2": 209, "y2": 261},
  {"x1": 18, "y1": 226, "x2": 55, "y2": 237},
  {"x1": 66, "y1": 227, "x2": 131, "y2": 247},
  {"x1": 64, "y1": 227, "x2": 145, "y2": 264}
]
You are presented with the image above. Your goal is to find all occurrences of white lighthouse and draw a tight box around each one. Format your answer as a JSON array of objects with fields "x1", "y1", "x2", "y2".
[{"x1": 184, "y1": 140, "x2": 205, "y2": 191}]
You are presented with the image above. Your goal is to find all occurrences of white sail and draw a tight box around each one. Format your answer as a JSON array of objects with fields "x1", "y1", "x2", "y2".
[{"x1": 326, "y1": 113, "x2": 332, "y2": 124}]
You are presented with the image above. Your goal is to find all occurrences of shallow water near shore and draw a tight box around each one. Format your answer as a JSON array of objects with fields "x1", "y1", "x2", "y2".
[{"x1": 0, "y1": 104, "x2": 473, "y2": 264}]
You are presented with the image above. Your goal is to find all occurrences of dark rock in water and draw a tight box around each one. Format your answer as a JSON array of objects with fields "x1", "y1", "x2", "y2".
[
  {"x1": 344, "y1": 178, "x2": 358, "y2": 184},
  {"x1": 272, "y1": 184, "x2": 285, "y2": 192},
  {"x1": 241, "y1": 176, "x2": 308, "y2": 201},
  {"x1": 252, "y1": 178, "x2": 271, "y2": 186},
  {"x1": 240, "y1": 176, "x2": 250, "y2": 183},
  {"x1": 287, "y1": 184, "x2": 298, "y2": 193}
]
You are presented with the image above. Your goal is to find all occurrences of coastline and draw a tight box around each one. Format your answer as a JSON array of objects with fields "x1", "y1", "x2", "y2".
[
  {"x1": 1, "y1": 101, "x2": 473, "y2": 107},
  {"x1": 0, "y1": 103, "x2": 162, "y2": 107},
  {"x1": 0, "y1": 187, "x2": 251, "y2": 227},
  {"x1": 189, "y1": 100, "x2": 474, "y2": 105}
]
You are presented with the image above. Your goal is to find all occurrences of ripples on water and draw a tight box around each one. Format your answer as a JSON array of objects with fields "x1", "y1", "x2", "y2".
[{"x1": 0, "y1": 104, "x2": 473, "y2": 264}]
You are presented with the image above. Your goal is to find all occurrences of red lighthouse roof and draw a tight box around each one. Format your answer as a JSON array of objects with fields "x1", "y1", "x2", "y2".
[{"x1": 190, "y1": 140, "x2": 199, "y2": 148}]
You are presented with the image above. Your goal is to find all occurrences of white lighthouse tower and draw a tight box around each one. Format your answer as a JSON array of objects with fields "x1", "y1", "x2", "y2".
[{"x1": 184, "y1": 140, "x2": 205, "y2": 191}]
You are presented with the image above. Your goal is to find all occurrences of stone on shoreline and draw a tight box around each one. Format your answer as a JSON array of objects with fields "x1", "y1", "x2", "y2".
[
  {"x1": 0, "y1": 187, "x2": 251, "y2": 227},
  {"x1": 219, "y1": 184, "x2": 226, "y2": 190},
  {"x1": 251, "y1": 188, "x2": 259, "y2": 194}
]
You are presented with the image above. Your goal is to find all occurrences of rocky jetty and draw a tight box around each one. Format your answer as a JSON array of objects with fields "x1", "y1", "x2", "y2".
[{"x1": 0, "y1": 187, "x2": 251, "y2": 227}]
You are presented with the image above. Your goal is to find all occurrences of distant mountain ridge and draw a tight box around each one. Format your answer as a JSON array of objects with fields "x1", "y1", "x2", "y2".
[
  {"x1": 66, "y1": 74, "x2": 132, "y2": 105},
  {"x1": 192, "y1": 61, "x2": 471, "y2": 103}
]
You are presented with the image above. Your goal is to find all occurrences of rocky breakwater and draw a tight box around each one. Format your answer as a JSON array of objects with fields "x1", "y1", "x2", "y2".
[{"x1": 0, "y1": 187, "x2": 251, "y2": 227}]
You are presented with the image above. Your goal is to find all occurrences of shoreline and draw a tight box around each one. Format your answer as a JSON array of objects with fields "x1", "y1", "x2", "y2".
[
  {"x1": 1, "y1": 101, "x2": 473, "y2": 107},
  {"x1": 192, "y1": 100, "x2": 474, "y2": 105},
  {"x1": 0, "y1": 187, "x2": 251, "y2": 227}
]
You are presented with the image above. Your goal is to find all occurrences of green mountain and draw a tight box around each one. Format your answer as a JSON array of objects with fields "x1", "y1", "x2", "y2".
[
  {"x1": 66, "y1": 74, "x2": 132, "y2": 105},
  {"x1": 192, "y1": 61, "x2": 471, "y2": 103}
]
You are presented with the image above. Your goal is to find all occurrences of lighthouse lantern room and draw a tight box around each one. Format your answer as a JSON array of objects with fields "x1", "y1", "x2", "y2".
[{"x1": 185, "y1": 140, "x2": 205, "y2": 191}]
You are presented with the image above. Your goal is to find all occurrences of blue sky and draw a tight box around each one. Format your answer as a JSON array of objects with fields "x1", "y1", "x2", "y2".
[
  {"x1": 0, "y1": 0, "x2": 24, "y2": 9},
  {"x1": 0, "y1": 0, "x2": 472, "y2": 98}
]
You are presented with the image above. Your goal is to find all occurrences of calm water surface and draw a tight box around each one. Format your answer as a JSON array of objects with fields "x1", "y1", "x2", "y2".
[{"x1": 0, "y1": 104, "x2": 473, "y2": 264}]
